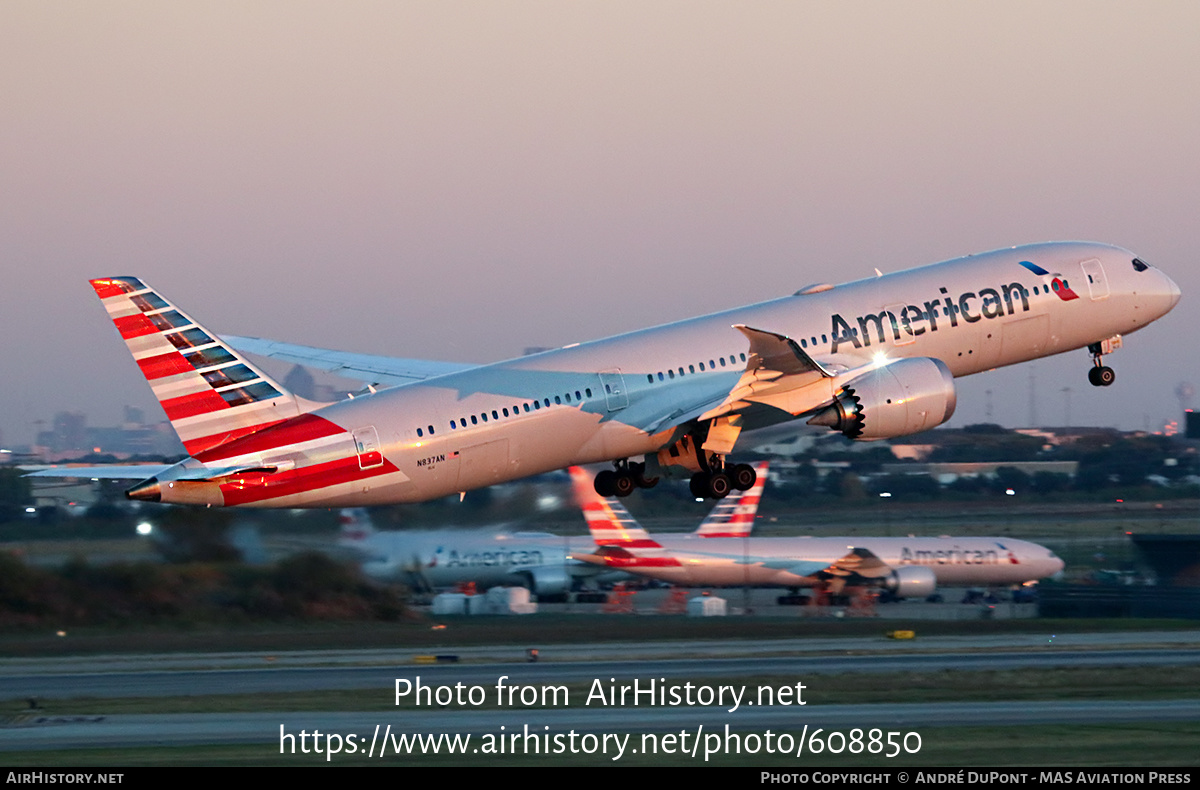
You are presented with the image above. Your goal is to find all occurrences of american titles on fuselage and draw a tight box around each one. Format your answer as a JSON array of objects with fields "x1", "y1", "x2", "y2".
[
  {"x1": 898, "y1": 545, "x2": 1016, "y2": 567},
  {"x1": 829, "y1": 264, "x2": 1056, "y2": 354}
]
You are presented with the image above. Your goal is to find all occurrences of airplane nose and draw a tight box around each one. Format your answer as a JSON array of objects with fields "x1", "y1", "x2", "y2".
[{"x1": 1165, "y1": 271, "x2": 1182, "y2": 310}]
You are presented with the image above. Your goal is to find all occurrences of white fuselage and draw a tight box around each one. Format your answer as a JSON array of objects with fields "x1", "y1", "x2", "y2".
[
  {"x1": 154, "y1": 242, "x2": 1179, "y2": 507},
  {"x1": 582, "y1": 535, "x2": 1064, "y2": 588},
  {"x1": 343, "y1": 529, "x2": 605, "y2": 592}
]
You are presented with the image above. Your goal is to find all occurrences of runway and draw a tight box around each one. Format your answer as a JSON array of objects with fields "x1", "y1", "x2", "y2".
[
  {"x1": 2, "y1": 629, "x2": 1199, "y2": 754},
  {"x1": 4, "y1": 647, "x2": 1200, "y2": 700},
  {"x1": 5, "y1": 700, "x2": 1200, "y2": 753}
]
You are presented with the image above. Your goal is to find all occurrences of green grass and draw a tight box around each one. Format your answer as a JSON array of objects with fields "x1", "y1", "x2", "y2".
[{"x1": 3, "y1": 616, "x2": 1198, "y2": 658}]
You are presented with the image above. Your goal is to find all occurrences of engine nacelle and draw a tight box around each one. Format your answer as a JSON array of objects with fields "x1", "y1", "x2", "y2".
[
  {"x1": 807, "y1": 357, "x2": 957, "y2": 440},
  {"x1": 884, "y1": 566, "x2": 937, "y2": 599},
  {"x1": 520, "y1": 565, "x2": 572, "y2": 598}
]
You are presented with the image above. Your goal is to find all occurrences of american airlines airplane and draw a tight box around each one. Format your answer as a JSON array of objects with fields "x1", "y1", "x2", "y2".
[
  {"x1": 573, "y1": 501, "x2": 1065, "y2": 598},
  {"x1": 570, "y1": 461, "x2": 1064, "y2": 597},
  {"x1": 34, "y1": 242, "x2": 1179, "y2": 507},
  {"x1": 337, "y1": 469, "x2": 767, "y2": 597}
]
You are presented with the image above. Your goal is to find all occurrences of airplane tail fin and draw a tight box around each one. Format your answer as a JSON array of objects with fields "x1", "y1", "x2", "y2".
[
  {"x1": 89, "y1": 277, "x2": 328, "y2": 455},
  {"x1": 568, "y1": 466, "x2": 653, "y2": 545},
  {"x1": 693, "y1": 461, "x2": 769, "y2": 537},
  {"x1": 336, "y1": 508, "x2": 376, "y2": 548}
]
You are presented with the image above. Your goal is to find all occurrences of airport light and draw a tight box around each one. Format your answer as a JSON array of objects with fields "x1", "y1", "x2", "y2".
[{"x1": 136, "y1": 522, "x2": 153, "y2": 536}]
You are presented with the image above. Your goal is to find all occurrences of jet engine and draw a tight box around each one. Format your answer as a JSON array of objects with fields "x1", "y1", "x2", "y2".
[
  {"x1": 807, "y1": 357, "x2": 956, "y2": 440},
  {"x1": 884, "y1": 566, "x2": 937, "y2": 599},
  {"x1": 520, "y1": 566, "x2": 572, "y2": 602}
]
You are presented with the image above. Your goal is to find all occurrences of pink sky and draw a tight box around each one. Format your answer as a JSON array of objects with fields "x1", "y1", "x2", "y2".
[{"x1": 2, "y1": 2, "x2": 1198, "y2": 443}]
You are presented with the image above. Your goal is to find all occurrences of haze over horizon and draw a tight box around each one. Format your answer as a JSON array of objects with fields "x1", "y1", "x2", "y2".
[{"x1": 3, "y1": 2, "x2": 1198, "y2": 446}]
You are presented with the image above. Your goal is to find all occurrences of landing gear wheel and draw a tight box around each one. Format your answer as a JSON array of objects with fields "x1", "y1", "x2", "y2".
[
  {"x1": 612, "y1": 472, "x2": 636, "y2": 498},
  {"x1": 690, "y1": 472, "x2": 709, "y2": 499},
  {"x1": 630, "y1": 463, "x2": 659, "y2": 490},
  {"x1": 707, "y1": 471, "x2": 732, "y2": 500},
  {"x1": 730, "y1": 463, "x2": 757, "y2": 491},
  {"x1": 594, "y1": 470, "x2": 617, "y2": 497},
  {"x1": 1088, "y1": 366, "x2": 1115, "y2": 387}
]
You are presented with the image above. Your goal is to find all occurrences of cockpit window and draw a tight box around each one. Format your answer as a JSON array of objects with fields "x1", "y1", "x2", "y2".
[{"x1": 1132, "y1": 258, "x2": 1150, "y2": 272}]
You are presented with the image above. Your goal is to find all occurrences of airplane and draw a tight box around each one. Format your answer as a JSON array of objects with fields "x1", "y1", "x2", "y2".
[
  {"x1": 574, "y1": 535, "x2": 1065, "y2": 601},
  {"x1": 335, "y1": 469, "x2": 769, "y2": 598},
  {"x1": 571, "y1": 473, "x2": 1065, "y2": 598},
  {"x1": 31, "y1": 241, "x2": 1179, "y2": 507}
]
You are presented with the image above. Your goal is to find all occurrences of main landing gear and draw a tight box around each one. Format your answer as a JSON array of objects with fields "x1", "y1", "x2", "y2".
[
  {"x1": 1087, "y1": 341, "x2": 1116, "y2": 387},
  {"x1": 593, "y1": 458, "x2": 758, "y2": 500},
  {"x1": 689, "y1": 461, "x2": 758, "y2": 500},
  {"x1": 593, "y1": 461, "x2": 659, "y2": 498}
]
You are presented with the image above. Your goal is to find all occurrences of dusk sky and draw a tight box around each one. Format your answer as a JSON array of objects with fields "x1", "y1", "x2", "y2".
[{"x1": 3, "y1": 2, "x2": 1199, "y2": 446}]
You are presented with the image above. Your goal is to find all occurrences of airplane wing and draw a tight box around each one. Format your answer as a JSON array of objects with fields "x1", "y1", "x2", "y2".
[
  {"x1": 219, "y1": 335, "x2": 477, "y2": 386},
  {"x1": 640, "y1": 325, "x2": 842, "y2": 435}
]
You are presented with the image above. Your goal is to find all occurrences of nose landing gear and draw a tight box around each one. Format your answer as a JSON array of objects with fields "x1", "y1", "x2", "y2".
[{"x1": 1087, "y1": 338, "x2": 1120, "y2": 387}]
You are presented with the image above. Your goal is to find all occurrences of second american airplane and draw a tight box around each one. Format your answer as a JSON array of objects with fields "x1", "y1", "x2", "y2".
[{"x1": 51, "y1": 241, "x2": 1179, "y2": 507}]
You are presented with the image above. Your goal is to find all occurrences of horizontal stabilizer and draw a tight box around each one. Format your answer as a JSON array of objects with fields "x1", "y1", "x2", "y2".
[
  {"x1": 24, "y1": 464, "x2": 174, "y2": 480},
  {"x1": 220, "y1": 335, "x2": 475, "y2": 386}
]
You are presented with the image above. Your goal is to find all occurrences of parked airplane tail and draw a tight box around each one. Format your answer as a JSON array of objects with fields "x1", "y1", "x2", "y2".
[
  {"x1": 336, "y1": 508, "x2": 376, "y2": 548},
  {"x1": 568, "y1": 466, "x2": 653, "y2": 545},
  {"x1": 89, "y1": 277, "x2": 328, "y2": 455},
  {"x1": 693, "y1": 461, "x2": 769, "y2": 537}
]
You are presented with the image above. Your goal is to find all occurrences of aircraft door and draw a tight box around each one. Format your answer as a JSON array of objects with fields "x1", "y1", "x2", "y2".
[
  {"x1": 598, "y1": 369, "x2": 628, "y2": 411},
  {"x1": 352, "y1": 426, "x2": 384, "y2": 469},
  {"x1": 1080, "y1": 259, "x2": 1109, "y2": 300}
]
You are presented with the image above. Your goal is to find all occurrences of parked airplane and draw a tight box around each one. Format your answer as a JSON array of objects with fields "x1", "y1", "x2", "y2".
[
  {"x1": 571, "y1": 458, "x2": 1063, "y2": 596},
  {"x1": 572, "y1": 480, "x2": 1065, "y2": 597},
  {"x1": 336, "y1": 471, "x2": 768, "y2": 597},
  {"x1": 35, "y1": 242, "x2": 1178, "y2": 506},
  {"x1": 575, "y1": 531, "x2": 1065, "y2": 598}
]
